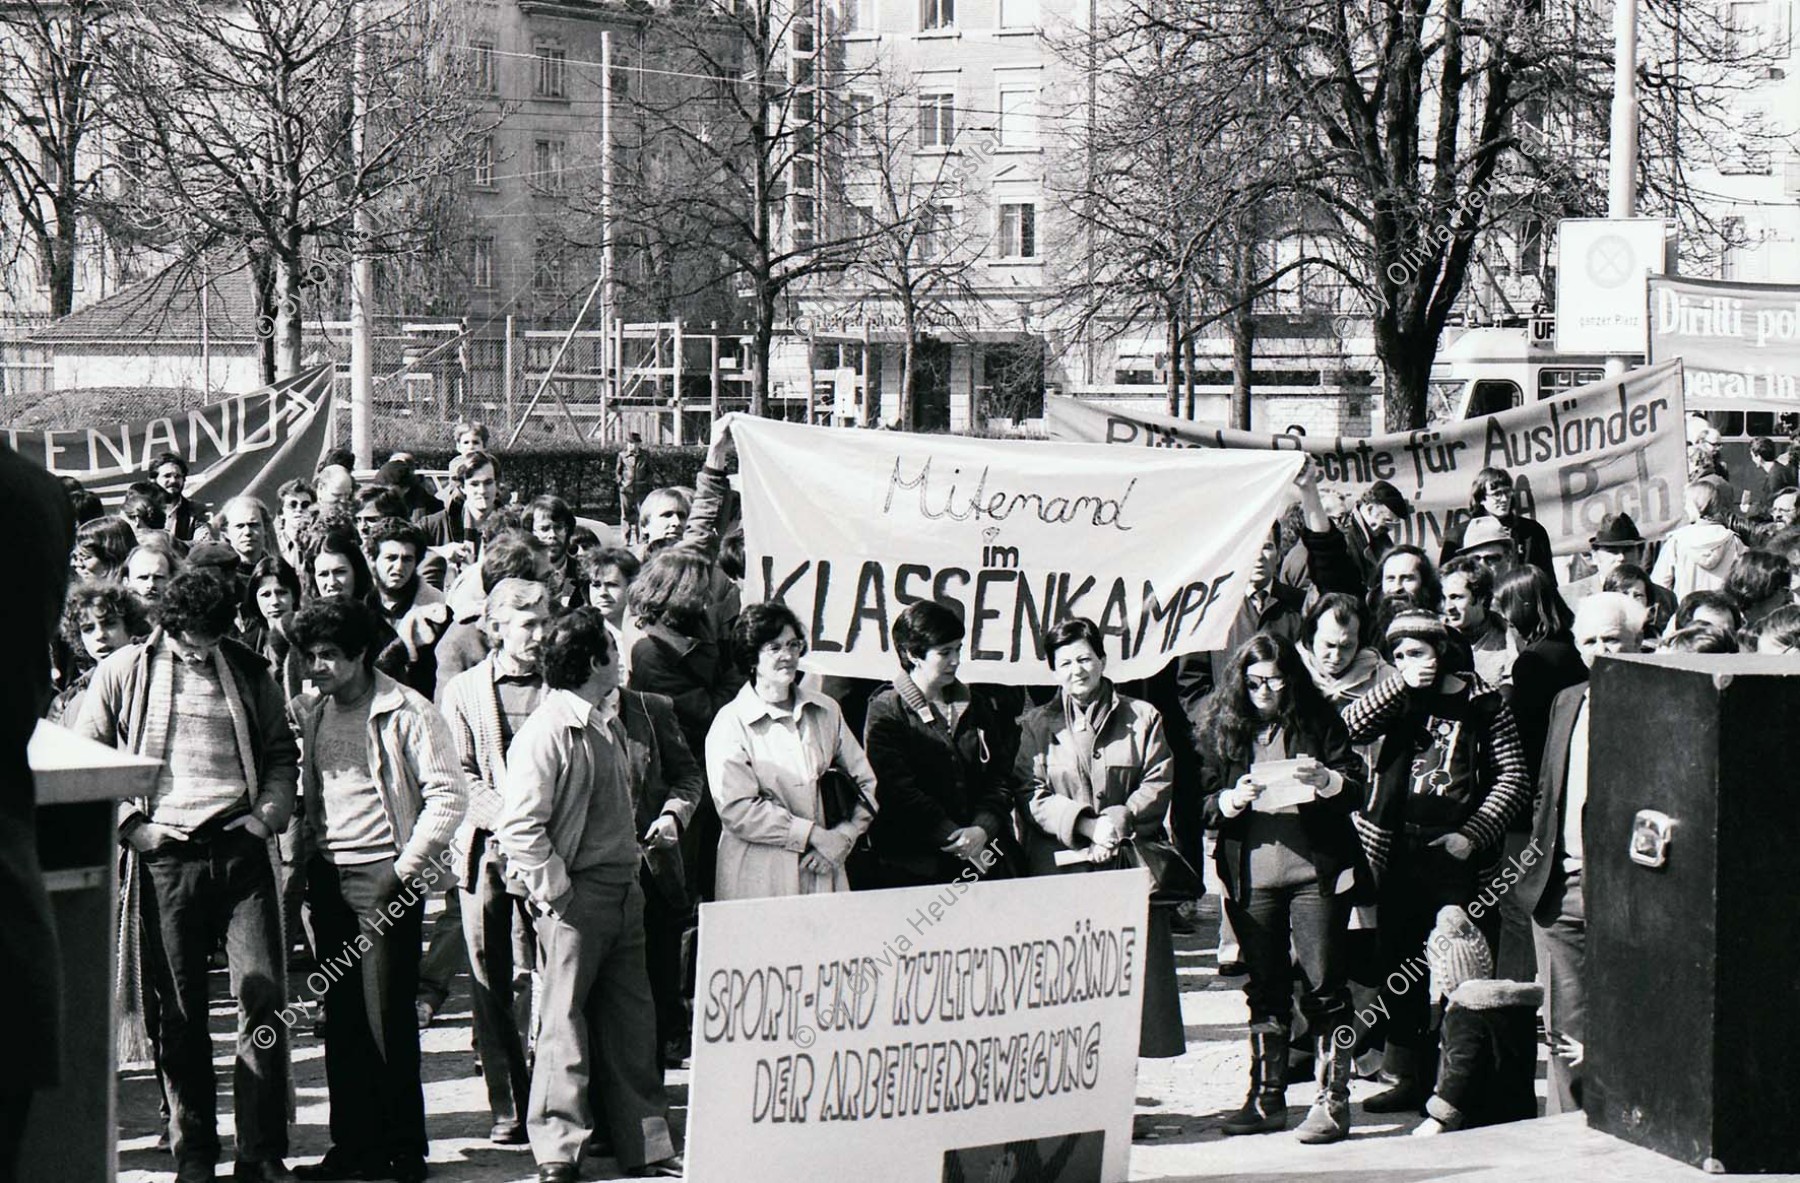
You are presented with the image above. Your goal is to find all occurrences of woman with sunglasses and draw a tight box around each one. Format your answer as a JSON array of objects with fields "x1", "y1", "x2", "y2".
[{"x1": 1197, "y1": 633, "x2": 1366, "y2": 1143}]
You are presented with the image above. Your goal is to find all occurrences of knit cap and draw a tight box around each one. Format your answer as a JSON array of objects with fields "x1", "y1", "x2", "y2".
[
  {"x1": 1385, "y1": 608, "x2": 1449, "y2": 651},
  {"x1": 1426, "y1": 905, "x2": 1492, "y2": 1002}
]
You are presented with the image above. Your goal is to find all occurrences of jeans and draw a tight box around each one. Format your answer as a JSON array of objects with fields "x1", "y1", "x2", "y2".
[
  {"x1": 138, "y1": 825, "x2": 288, "y2": 1167},
  {"x1": 1227, "y1": 879, "x2": 1351, "y2": 1032},
  {"x1": 305, "y1": 856, "x2": 427, "y2": 1162}
]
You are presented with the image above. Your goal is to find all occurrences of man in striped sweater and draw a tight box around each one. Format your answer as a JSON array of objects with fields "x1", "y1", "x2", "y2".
[
  {"x1": 287, "y1": 600, "x2": 467, "y2": 1183},
  {"x1": 1343, "y1": 609, "x2": 1531, "y2": 1116},
  {"x1": 440, "y1": 579, "x2": 553, "y2": 1146}
]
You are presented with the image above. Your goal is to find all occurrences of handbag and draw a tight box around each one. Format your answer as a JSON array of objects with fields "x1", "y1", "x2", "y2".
[
  {"x1": 1103, "y1": 836, "x2": 1203, "y2": 904},
  {"x1": 817, "y1": 766, "x2": 869, "y2": 830}
]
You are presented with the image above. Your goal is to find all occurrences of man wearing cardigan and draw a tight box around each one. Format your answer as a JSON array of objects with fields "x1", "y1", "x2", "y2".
[
  {"x1": 440, "y1": 579, "x2": 554, "y2": 1146},
  {"x1": 75, "y1": 568, "x2": 298, "y2": 1183},
  {"x1": 288, "y1": 600, "x2": 467, "y2": 1183}
]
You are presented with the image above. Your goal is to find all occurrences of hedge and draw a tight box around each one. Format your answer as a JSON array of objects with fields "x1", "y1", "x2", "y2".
[{"x1": 405, "y1": 443, "x2": 708, "y2": 524}]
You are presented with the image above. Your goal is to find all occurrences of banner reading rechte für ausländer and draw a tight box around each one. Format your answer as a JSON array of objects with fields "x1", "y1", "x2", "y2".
[
  {"x1": 1045, "y1": 360, "x2": 1687, "y2": 557},
  {"x1": 731, "y1": 417, "x2": 1303, "y2": 685},
  {"x1": 1649, "y1": 275, "x2": 1800, "y2": 413},
  {"x1": 686, "y1": 871, "x2": 1150, "y2": 1182}
]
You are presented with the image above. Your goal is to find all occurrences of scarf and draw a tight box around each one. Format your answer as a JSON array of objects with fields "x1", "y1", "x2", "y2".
[{"x1": 1300, "y1": 645, "x2": 1384, "y2": 704}]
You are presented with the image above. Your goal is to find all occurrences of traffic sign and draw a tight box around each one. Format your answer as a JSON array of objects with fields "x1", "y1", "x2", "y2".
[{"x1": 1554, "y1": 218, "x2": 1668, "y2": 354}]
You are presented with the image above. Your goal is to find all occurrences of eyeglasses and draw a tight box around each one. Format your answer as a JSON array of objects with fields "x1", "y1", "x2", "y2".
[
  {"x1": 1245, "y1": 675, "x2": 1287, "y2": 692},
  {"x1": 762, "y1": 639, "x2": 807, "y2": 656}
]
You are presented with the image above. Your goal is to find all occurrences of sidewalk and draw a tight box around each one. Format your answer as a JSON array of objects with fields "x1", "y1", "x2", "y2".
[{"x1": 116, "y1": 902, "x2": 1738, "y2": 1182}]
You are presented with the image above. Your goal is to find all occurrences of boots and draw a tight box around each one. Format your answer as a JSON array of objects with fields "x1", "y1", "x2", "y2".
[
  {"x1": 1295, "y1": 1033, "x2": 1354, "y2": 1144},
  {"x1": 1220, "y1": 1024, "x2": 1289, "y2": 1135}
]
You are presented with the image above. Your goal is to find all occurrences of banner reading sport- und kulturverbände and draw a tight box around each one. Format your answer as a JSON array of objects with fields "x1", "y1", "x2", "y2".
[
  {"x1": 731, "y1": 417, "x2": 1303, "y2": 686},
  {"x1": 1044, "y1": 360, "x2": 1687, "y2": 557},
  {"x1": 1649, "y1": 275, "x2": 1800, "y2": 413}
]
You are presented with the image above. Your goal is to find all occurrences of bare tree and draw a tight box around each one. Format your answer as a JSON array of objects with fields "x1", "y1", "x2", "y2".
[
  {"x1": 604, "y1": 0, "x2": 890, "y2": 414},
  {"x1": 98, "y1": 0, "x2": 494, "y2": 379},
  {"x1": 0, "y1": 0, "x2": 111, "y2": 317}
]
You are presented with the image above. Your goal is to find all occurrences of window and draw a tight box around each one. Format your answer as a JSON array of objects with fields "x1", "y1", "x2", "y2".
[
  {"x1": 472, "y1": 41, "x2": 498, "y2": 94},
  {"x1": 534, "y1": 43, "x2": 567, "y2": 98},
  {"x1": 793, "y1": 90, "x2": 815, "y2": 123},
  {"x1": 920, "y1": 0, "x2": 955, "y2": 30},
  {"x1": 792, "y1": 194, "x2": 815, "y2": 225},
  {"x1": 998, "y1": 0, "x2": 1036, "y2": 27},
  {"x1": 845, "y1": 0, "x2": 875, "y2": 33},
  {"x1": 996, "y1": 85, "x2": 1038, "y2": 148},
  {"x1": 918, "y1": 92, "x2": 955, "y2": 148},
  {"x1": 851, "y1": 203, "x2": 876, "y2": 232},
  {"x1": 998, "y1": 201, "x2": 1036, "y2": 258},
  {"x1": 471, "y1": 237, "x2": 494, "y2": 289},
  {"x1": 611, "y1": 53, "x2": 631, "y2": 97},
  {"x1": 534, "y1": 239, "x2": 566, "y2": 293},
  {"x1": 40, "y1": 141, "x2": 62, "y2": 190},
  {"x1": 793, "y1": 158, "x2": 815, "y2": 190},
  {"x1": 793, "y1": 21, "x2": 815, "y2": 51},
  {"x1": 917, "y1": 203, "x2": 954, "y2": 260},
  {"x1": 533, "y1": 138, "x2": 566, "y2": 191},
  {"x1": 1728, "y1": 1, "x2": 1765, "y2": 51},
  {"x1": 846, "y1": 92, "x2": 874, "y2": 151},
  {"x1": 472, "y1": 134, "x2": 494, "y2": 186}
]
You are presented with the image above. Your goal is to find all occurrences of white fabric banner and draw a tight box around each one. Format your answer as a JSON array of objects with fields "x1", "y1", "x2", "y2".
[
  {"x1": 686, "y1": 871, "x2": 1151, "y2": 1183},
  {"x1": 732, "y1": 419, "x2": 1304, "y2": 685}
]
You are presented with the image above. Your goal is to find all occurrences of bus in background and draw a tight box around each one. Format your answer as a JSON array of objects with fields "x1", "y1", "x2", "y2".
[{"x1": 1428, "y1": 322, "x2": 1618, "y2": 423}]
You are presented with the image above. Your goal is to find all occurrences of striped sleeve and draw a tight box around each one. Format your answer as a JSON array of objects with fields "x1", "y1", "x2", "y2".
[
  {"x1": 396, "y1": 700, "x2": 470, "y2": 880},
  {"x1": 1341, "y1": 673, "x2": 1410, "y2": 743},
  {"x1": 1457, "y1": 697, "x2": 1531, "y2": 853},
  {"x1": 1352, "y1": 812, "x2": 1394, "y2": 879}
]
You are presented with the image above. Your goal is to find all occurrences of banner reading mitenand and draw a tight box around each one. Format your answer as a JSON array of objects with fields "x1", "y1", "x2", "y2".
[
  {"x1": 1045, "y1": 361, "x2": 1686, "y2": 556},
  {"x1": 686, "y1": 871, "x2": 1150, "y2": 1183},
  {"x1": 2, "y1": 364, "x2": 334, "y2": 508},
  {"x1": 1649, "y1": 275, "x2": 1800, "y2": 412},
  {"x1": 732, "y1": 418, "x2": 1302, "y2": 685}
]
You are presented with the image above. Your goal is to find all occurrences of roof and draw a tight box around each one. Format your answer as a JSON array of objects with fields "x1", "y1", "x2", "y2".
[{"x1": 31, "y1": 256, "x2": 263, "y2": 345}]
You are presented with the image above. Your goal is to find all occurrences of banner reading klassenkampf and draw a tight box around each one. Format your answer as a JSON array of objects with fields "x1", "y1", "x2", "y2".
[
  {"x1": 2, "y1": 363, "x2": 335, "y2": 509},
  {"x1": 732, "y1": 418, "x2": 1304, "y2": 686},
  {"x1": 1045, "y1": 360, "x2": 1687, "y2": 557},
  {"x1": 1649, "y1": 275, "x2": 1800, "y2": 412}
]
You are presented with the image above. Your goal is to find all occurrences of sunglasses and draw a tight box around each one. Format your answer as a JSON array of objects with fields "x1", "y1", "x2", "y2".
[{"x1": 1245, "y1": 675, "x2": 1287, "y2": 692}]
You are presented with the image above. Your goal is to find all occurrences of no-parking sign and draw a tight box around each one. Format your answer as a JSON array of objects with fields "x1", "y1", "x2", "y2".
[{"x1": 1555, "y1": 218, "x2": 1670, "y2": 355}]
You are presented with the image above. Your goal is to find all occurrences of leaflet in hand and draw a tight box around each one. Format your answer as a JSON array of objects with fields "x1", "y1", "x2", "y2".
[{"x1": 1249, "y1": 759, "x2": 1316, "y2": 812}]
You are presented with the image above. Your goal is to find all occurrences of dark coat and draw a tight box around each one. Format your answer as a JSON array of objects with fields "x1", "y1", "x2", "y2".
[
  {"x1": 1516, "y1": 683, "x2": 1586, "y2": 921},
  {"x1": 1197, "y1": 709, "x2": 1367, "y2": 904},
  {"x1": 1438, "y1": 511, "x2": 1556, "y2": 584},
  {"x1": 619, "y1": 689, "x2": 705, "y2": 907},
  {"x1": 628, "y1": 622, "x2": 739, "y2": 764},
  {"x1": 0, "y1": 444, "x2": 74, "y2": 1087},
  {"x1": 1289, "y1": 512, "x2": 1391, "y2": 595},
  {"x1": 862, "y1": 681, "x2": 1017, "y2": 883},
  {"x1": 1427, "y1": 979, "x2": 1544, "y2": 1130},
  {"x1": 1502, "y1": 638, "x2": 1587, "y2": 783}
]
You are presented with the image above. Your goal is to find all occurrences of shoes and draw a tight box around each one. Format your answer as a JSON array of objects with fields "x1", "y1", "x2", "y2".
[
  {"x1": 1220, "y1": 1026, "x2": 1289, "y2": 1136},
  {"x1": 490, "y1": 1122, "x2": 528, "y2": 1146},
  {"x1": 661, "y1": 1038, "x2": 691, "y2": 1070},
  {"x1": 626, "y1": 1156, "x2": 683, "y2": 1178},
  {"x1": 1216, "y1": 959, "x2": 1248, "y2": 977},
  {"x1": 176, "y1": 1161, "x2": 218, "y2": 1183},
  {"x1": 1361, "y1": 1079, "x2": 1429, "y2": 1114},
  {"x1": 537, "y1": 1163, "x2": 579, "y2": 1183},
  {"x1": 234, "y1": 1162, "x2": 299, "y2": 1182},
  {"x1": 388, "y1": 1154, "x2": 429, "y2": 1183},
  {"x1": 293, "y1": 1148, "x2": 382, "y2": 1180},
  {"x1": 415, "y1": 1001, "x2": 436, "y2": 1029}
]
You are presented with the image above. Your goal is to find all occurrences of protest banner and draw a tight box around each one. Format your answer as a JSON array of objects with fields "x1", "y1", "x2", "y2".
[
  {"x1": 731, "y1": 417, "x2": 1303, "y2": 685},
  {"x1": 3, "y1": 363, "x2": 335, "y2": 508},
  {"x1": 1044, "y1": 360, "x2": 1687, "y2": 556},
  {"x1": 686, "y1": 870, "x2": 1151, "y2": 1183},
  {"x1": 1649, "y1": 275, "x2": 1800, "y2": 412}
]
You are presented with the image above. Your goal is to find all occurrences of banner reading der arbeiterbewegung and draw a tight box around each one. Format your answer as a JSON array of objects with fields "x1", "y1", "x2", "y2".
[
  {"x1": 731, "y1": 418, "x2": 1303, "y2": 686},
  {"x1": 1044, "y1": 360, "x2": 1687, "y2": 556},
  {"x1": 686, "y1": 870, "x2": 1151, "y2": 1183}
]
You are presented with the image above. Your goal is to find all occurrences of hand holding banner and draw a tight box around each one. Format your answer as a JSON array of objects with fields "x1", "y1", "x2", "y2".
[{"x1": 731, "y1": 418, "x2": 1303, "y2": 686}]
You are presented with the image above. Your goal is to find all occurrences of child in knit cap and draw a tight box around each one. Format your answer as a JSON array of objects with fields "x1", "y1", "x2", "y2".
[{"x1": 1413, "y1": 905, "x2": 1542, "y2": 1134}]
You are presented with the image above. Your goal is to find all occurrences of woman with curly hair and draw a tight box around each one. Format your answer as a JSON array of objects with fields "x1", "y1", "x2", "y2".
[{"x1": 1197, "y1": 633, "x2": 1366, "y2": 1143}]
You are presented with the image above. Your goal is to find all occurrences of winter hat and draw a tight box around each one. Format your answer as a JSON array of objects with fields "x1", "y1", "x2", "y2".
[
  {"x1": 1384, "y1": 608, "x2": 1449, "y2": 652},
  {"x1": 1425, "y1": 905, "x2": 1493, "y2": 1002},
  {"x1": 186, "y1": 541, "x2": 241, "y2": 573}
]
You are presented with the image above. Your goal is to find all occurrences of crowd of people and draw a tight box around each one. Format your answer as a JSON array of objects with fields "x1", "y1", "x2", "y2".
[{"x1": 32, "y1": 414, "x2": 1800, "y2": 1182}]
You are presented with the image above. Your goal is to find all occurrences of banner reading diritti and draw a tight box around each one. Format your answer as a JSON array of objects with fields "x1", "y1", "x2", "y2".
[{"x1": 731, "y1": 418, "x2": 1303, "y2": 686}]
